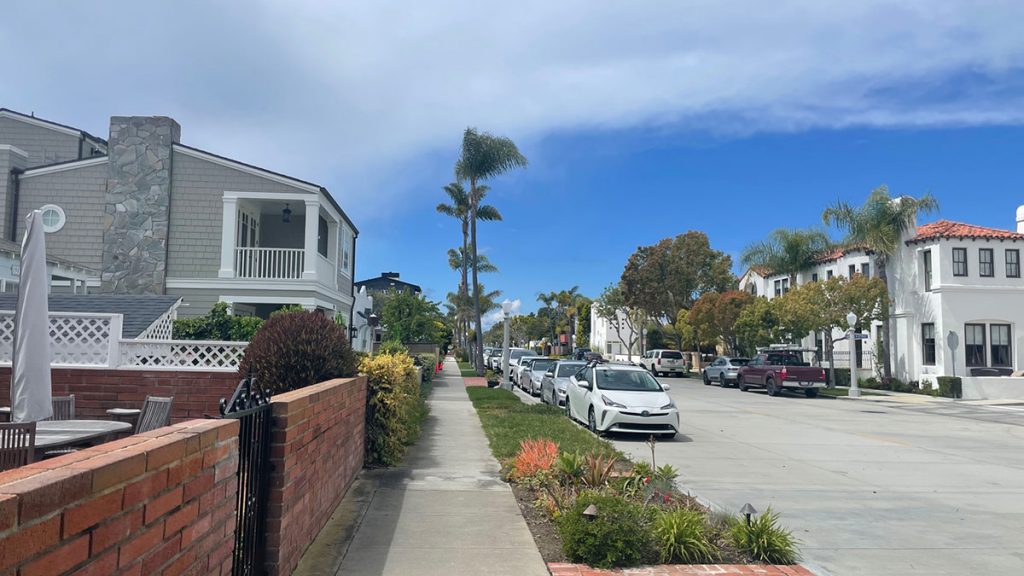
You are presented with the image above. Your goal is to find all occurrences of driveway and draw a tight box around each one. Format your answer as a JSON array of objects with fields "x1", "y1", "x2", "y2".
[{"x1": 608, "y1": 377, "x2": 1024, "y2": 576}]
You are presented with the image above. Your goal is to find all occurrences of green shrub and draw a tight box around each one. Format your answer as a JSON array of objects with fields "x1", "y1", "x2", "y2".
[
  {"x1": 237, "y1": 310, "x2": 357, "y2": 394},
  {"x1": 653, "y1": 508, "x2": 717, "y2": 563},
  {"x1": 830, "y1": 368, "x2": 850, "y2": 387},
  {"x1": 937, "y1": 376, "x2": 962, "y2": 399},
  {"x1": 379, "y1": 339, "x2": 409, "y2": 355},
  {"x1": 557, "y1": 492, "x2": 656, "y2": 568},
  {"x1": 729, "y1": 508, "x2": 800, "y2": 565},
  {"x1": 172, "y1": 302, "x2": 263, "y2": 341},
  {"x1": 361, "y1": 352, "x2": 427, "y2": 466}
]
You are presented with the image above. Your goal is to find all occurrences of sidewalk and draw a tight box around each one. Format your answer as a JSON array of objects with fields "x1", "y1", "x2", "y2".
[{"x1": 294, "y1": 357, "x2": 548, "y2": 576}]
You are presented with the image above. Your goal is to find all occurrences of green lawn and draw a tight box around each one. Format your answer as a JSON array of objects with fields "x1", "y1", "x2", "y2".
[
  {"x1": 466, "y1": 387, "x2": 619, "y2": 461},
  {"x1": 816, "y1": 387, "x2": 884, "y2": 398},
  {"x1": 457, "y1": 361, "x2": 478, "y2": 377}
]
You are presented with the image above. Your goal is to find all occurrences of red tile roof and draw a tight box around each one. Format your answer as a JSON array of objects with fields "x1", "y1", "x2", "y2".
[
  {"x1": 813, "y1": 245, "x2": 870, "y2": 264},
  {"x1": 908, "y1": 220, "x2": 1024, "y2": 244}
]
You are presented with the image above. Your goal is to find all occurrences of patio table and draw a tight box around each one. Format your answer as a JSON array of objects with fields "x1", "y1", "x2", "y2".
[{"x1": 34, "y1": 420, "x2": 133, "y2": 452}]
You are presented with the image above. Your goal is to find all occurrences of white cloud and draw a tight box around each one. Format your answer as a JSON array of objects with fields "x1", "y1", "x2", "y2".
[
  {"x1": 3, "y1": 1, "x2": 1024, "y2": 221},
  {"x1": 483, "y1": 298, "x2": 521, "y2": 330}
]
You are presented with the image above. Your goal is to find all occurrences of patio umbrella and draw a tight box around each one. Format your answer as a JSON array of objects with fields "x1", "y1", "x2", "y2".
[{"x1": 11, "y1": 210, "x2": 52, "y2": 422}]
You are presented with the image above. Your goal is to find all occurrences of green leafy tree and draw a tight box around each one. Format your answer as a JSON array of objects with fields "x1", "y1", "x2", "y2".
[
  {"x1": 823, "y1": 185, "x2": 938, "y2": 378},
  {"x1": 620, "y1": 231, "x2": 735, "y2": 325},
  {"x1": 741, "y1": 228, "x2": 833, "y2": 287},
  {"x1": 455, "y1": 128, "x2": 527, "y2": 374},
  {"x1": 734, "y1": 298, "x2": 785, "y2": 354},
  {"x1": 687, "y1": 291, "x2": 756, "y2": 354},
  {"x1": 381, "y1": 290, "x2": 448, "y2": 345}
]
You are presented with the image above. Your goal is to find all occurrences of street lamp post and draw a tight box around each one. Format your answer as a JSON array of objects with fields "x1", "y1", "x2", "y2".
[
  {"x1": 367, "y1": 313, "x2": 380, "y2": 357},
  {"x1": 846, "y1": 311, "x2": 860, "y2": 398},
  {"x1": 501, "y1": 299, "x2": 513, "y2": 391}
]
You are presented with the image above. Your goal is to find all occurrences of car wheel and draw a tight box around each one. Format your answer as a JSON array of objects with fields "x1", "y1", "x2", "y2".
[
  {"x1": 766, "y1": 378, "x2": 780, "y2": 396},
  {"x1": 651, "y1": 366, "x2": 659, "y2": 378},
  {"x1": 588, "y1": 407, "x2": 598, "y2": 434},
  {"x1": 805, "y1": 388, "x2": 819, "y2": 398},
  {"x1": 718, "y1": 374, "x2": 727, "y2": 387},
  {"x1": 660, "y1": 432, "x2": 676, "y2": 440},
  {"x1": 739, "y1": 383, "x2": 749, "y2": 392},
  {"x1": 702, "y1": 372, "x2": 711, "y2": 386}
]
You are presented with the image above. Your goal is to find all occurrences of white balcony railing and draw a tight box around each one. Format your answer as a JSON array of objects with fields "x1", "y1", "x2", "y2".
[{"x1": 235, "y1": 247, "x2": 304, "y2": 279}]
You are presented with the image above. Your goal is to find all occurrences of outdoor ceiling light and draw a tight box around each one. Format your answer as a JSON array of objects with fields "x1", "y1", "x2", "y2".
[{"x1": 282, "y1": 203, "x2": 292, "y2": 223}]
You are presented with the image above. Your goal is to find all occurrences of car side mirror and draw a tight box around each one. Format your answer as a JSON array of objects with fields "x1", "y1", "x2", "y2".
[
  {"x1": 661, "y1": 383, "x2": 671, "y2": 392},
  {"x1": 546, "y1": 371, "x2": 555, "y2": 377}
]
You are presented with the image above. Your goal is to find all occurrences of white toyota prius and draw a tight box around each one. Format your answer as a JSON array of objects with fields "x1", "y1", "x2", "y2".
[{"x1": 566, "y1": 363, "x2": 679, "y2": 439}]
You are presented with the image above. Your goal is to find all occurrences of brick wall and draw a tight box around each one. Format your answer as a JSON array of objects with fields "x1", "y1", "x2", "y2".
[
  {"x1": 264, "y1": 376, "x2": 367, "y2": 576},
  {"x1": 0, "y1": 419, "x2": 240, "y2": 575},
  {"x1": 0, "y1": 368, "x2": 240, "y2": 423}
]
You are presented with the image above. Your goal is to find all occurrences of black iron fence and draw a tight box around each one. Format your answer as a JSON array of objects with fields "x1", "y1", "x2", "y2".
[{"x1": 220, "y1": 378, "x2": 272, "y2": 576}]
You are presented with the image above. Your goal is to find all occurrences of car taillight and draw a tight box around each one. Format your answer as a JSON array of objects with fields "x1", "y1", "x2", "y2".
[
  {"x1": 658, "y1": 358, "x2": 662, "y2": 365},
  {"x1": 780, "y1": 367, "x2": 788, "y2": 380},
  {"x1": 820, "y1": 369, "x2": 826, "y2": 380}
]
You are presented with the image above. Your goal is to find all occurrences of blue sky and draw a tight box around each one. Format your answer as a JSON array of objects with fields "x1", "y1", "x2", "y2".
[{"x1": 3, "y1": 1, "x2": 1024, "y2": 325}]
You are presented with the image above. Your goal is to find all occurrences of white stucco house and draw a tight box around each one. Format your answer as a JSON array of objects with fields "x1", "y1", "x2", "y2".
[
  {"x1": 739, "y1": 206, "x2": 1024, "y2": 399},
  {"x1": 591, "y1": 308, "x2": 645, "y2": 360}
]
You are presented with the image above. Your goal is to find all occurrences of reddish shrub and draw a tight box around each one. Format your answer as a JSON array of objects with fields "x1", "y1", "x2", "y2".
[{"x1": 510, "y1": 438, "x2": 559, "y2": 481}]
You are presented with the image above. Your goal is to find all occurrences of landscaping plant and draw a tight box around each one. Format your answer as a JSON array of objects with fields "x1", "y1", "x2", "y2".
[
  {"x1": 653, "y1": 508, "x2": 718, "y2": 563},
  {"x1": 729, "y1": 507, "x2": 800, "y2": 565},
  {"x1": 509, "y1": 438, "x2": 559, "y2": 481},
  {"x1": 237, "y1": 309, "x2": 357, "y2": 393},
  {"x1": 361, "y1": 351, "x2": 428, "y2": 466},
  {"x1": 557, "y1": 492, "x2": 657, "y2": 569}
]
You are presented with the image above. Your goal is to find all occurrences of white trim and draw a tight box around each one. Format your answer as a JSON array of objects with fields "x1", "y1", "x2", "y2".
[
  {"x1": 166, "y1": 277, "x2": 354, "y2": 305},
  {"x1": 219, "y1": 295, "x2": 338, "y2": 310},
  {"x1": 175, "y1": 145, "x2": 322, "y2": 194},
  {"x1": 0, "y1": 110, "x2": 81, "y2": 138},
  {"x1": 39, "y1": 204, "x2": 66, "y2": 233},
  {"x1": 222, "y1": 190, "x2": 342, "y2": 225},
  {"x1": 0, "y1": 145, "x2": 28, "y2": 158},
  {"x1": 20, "y1": 156, "x2": 108, "y2": 178}
]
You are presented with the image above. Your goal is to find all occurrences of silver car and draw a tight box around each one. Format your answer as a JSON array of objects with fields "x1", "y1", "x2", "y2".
[
  {"x1": 702, "y1": 356, "x2": 751, "y2": 387},
  {"x1": 522, "y1": 357, "x2": 556, "y2": 396},
  {"x1": 506, "y1": 348, "x2": 532, "y2": 383},
  {"x1": 540, "y1": 360, "x2": 585, "y2": 406}
]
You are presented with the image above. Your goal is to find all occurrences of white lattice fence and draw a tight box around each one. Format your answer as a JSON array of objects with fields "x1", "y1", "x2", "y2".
[
  {"x1": 137, "y1": 312, "x2": 175, "y2": 340},
  {"x1": 119, "y1": 340, "x2": 247, "y2": 370},
  {"x1": 0, "y1": 311, "x2": 117, "y2": 367}
]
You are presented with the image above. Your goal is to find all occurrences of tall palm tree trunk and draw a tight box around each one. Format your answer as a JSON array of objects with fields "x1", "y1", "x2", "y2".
[
  {"x1": 470, "y1": 182, "x2": 485, "y2": 375},
  {"x1": 460, "y1": 226, "x2": 469, "y2": 352},
  {"x1": 876, "y1": 256, "x2": 893, "y2": 380}
]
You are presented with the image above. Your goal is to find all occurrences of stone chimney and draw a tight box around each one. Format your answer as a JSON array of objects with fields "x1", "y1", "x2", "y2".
[
  {"x1": 101, "y1": 116, "x2": 180, "y2": 294},
  {"x1": 1017, "y1": 205, "x2": 1024, "y2": 234}
]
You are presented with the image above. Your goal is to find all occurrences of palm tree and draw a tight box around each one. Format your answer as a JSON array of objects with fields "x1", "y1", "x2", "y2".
[
  {"x1": 447, "y1": 248, "x2": 499, "y2": 274},
  {"x1": 455, "y1": 128, "x2": 528, "y2": 374},
  {"x1": 823, "y1": 185, "x2": 939, "y2": 379},
  {"x1": 741, "y1": 228, "x2": 833, "y2": 288},
  {"x1": 445, "y1": 248, "x2": 498, "y2": 351}
]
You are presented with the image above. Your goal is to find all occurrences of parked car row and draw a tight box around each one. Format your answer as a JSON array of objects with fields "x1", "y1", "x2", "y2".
[
  {"x1": 515, "y1": 359, "x2": 679, "y2": 439},
  {"x1": 701, "y1": 348, "x2": 827, "y2": 398}
]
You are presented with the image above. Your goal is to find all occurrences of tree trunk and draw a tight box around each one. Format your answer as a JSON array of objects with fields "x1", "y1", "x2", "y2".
[
  {"x1": 877, "y1": 256, "x2": 893, "y2": 380},
  {"x1": 470, "y1": 180, "x2": 485, "y2": 376},
  {"x1": 826, "y1": 331, "x2": 835, "y2": 388},
  {"x1": 568, "y1": 313, "x2": 575, "y2": 355}
]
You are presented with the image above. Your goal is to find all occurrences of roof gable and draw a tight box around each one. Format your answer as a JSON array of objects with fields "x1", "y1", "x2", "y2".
[
  {"x1": 0, "y1": 108, "x2": 107, "y2": 146},
  {"x1": 907, "y1": 220, "x2": 1024, "y2": 244}
]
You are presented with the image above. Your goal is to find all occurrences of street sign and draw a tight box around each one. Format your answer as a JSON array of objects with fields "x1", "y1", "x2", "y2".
[
  {"x1": 853, "y1": 333, "x2": 869, "y2": 340},
  {"x1": 947, "y1": 330, "x2": 959, "y2": 351}
]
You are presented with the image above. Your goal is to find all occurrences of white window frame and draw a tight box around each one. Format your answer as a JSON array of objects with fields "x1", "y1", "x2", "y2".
[{"x1": 39, "y1": 204, "x2": 66, "y2": 233}]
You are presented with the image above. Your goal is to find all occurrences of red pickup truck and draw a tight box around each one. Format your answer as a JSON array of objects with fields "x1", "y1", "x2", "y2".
[{"x1": 736, "y1": 348, "x2": 827, "y2": 398}]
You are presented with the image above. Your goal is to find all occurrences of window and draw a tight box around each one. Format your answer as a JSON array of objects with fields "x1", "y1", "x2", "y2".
[
  {"x1": 855, "y1": 337, "x2": 864, "y2": 368},
  {"x1": 39, "y1": 205, "x2": 66, "y2": 233},
  {"x1": 923, "y1": 250, "x2": 933, "y2": 291},
  {"x1": 340, "y1": 226, "x2": 353, "y2": 274},
  {"x1": 921, "y1": 323, "x2": 936, "y2": 365},
  {"x1": 1007, "y1": 249, "x2": 1020, "y2": 278},
  {"x1": 811, "y1": 273, "x2": 818, "y2": 282},
  {"x1": 848, "y1": 264, "x2": 856, "y2": 277},
  {"x1": 979, "y1": 248, "x2": 994, "y2": 277},
  {"x1": 781, "y1": 278, "x2": 790, "y2": 294},
  {"x1": 317, "y1": 216, "x2": 329, "y2": 257},
  {"x1": 991, "y1": 324, "x2": 1011, "y2": 367},
  {"x1": 826, "y1": 270, "x2": 834, "y2": 279},
  {"x1": 774, "y1": 280, "x2": 782, "y2": 297},
  {"x1": 861, "y1": 263, "x2": 870, "y2": 277},
  {"x1": 965, "y1": 323, "x2": 986, "y2": 367},
  {"x1": 953, "y1": 248, "x2": 968, "y2": 276}
]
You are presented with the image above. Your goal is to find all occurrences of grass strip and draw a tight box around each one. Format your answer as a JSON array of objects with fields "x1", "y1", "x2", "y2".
[
  {"x1": 816, "y1": 387, "x2": 884, "y2": 398},
  {"x1": 457, "y1": 361, "x2": 478, "y2": 376},
  {"x1": 467, "y1": 387, "x2": 619, "y2": 461}
]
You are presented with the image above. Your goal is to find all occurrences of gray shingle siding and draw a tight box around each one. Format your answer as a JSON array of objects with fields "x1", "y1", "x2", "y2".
[
  {"x1": 167, "y1": 151, "x2": 317, "y2": 279},
  {"x1": 0, "y1": 117, "x2": 83, "y2": 168},
  {"x1": 17, "y1": 161, "x2": 108, "y2": 269}
]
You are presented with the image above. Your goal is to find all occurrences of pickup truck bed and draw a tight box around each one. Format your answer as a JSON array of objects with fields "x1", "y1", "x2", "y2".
[{"x1": 737, "y1": 351, "x2": 827, "y2": 398}]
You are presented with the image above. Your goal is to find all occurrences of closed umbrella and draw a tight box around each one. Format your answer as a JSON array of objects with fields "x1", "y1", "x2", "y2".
[{"x1": 11, "y1": 210, "x2": 52, "y2": 422}]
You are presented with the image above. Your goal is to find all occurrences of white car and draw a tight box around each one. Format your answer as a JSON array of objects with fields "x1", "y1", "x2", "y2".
[
  {"x1": 507, "y1": 349, "x2": 533, "y2": 383},
  {"x1": 565, "y1": 363, "x2": 678, "y2": 439},
  {"x1": 521, "y1": 357, "x2": 556, "y2": 396},
  {"x1": 638, "y1": 349, "x2": 688, "y2": 377}
]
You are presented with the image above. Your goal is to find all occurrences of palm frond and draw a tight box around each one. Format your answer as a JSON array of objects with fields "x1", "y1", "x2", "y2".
[{"x1": 477, "y1": 204, "x2": 503, "y2": 222}]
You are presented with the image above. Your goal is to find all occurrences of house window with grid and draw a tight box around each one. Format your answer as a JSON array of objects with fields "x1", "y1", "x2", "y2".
[
  {"x1": 826, "y1": 269, "x2": 833, "y2": 279},
  {"x1": 848, "y1": 264, "x2": 856, "y2": 277},
  {"x1": 965, "y1": 323, "x2": 986, "y2": 367},
  {"x1": 774, "y1": 280, "x2": 782, "y2": 297},
  {"x1": 953, "y1": 248, "x2": 968, "y2": 276},
  {"x1": 1007, "y1": 249, "x2": 1020, "y2": 278},
  {"x1": 979, "y1": 248, "x2": 994, "y2": 277},
  {"x1": 923, "y1": 250, "x2": 933, "y2": 291},
  {"x1": 991, "y1": 324, "x2": 1012, "y2": 367},
  {"x1": 921, "y1": 323, "x2": 936, "y2": 365},
  {"x1": 781, "y1": 278, "x2": 790, "y2": 294},
  {"x1": 811, "y1": 273, "x2": 818, "y2": 282},
  {"x1": 861, "y1": 263, "x2": 870, "y2": 277}
]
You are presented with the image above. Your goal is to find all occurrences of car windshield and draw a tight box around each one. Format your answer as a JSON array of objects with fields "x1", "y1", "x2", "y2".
[
  {"x1": 531, "y1": 359, "x2": 555, "y2": 372},
  {"x1": 730, "y1": 358, "x2": 750, "y2": 366},
  {"x1": 557, "y1": 363, "x2": 584, "y2": 377},
  {"x1": 661, "y1": 351, "x2": 683, "y2": 359},
  {"x1": 766, "y1": 352, "x2": 808, "y2": 366},
  {"x1": 510, "y1": 350, "x2": 530, "y2": 360},
  {"x1": 596, "y1": 369, "x2": 663, "y2": 391}
]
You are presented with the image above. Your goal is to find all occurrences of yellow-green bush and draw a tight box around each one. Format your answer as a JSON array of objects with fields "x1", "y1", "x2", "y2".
[{"x1": 361, "y1": 352, "x2": 428, "y2": 466}]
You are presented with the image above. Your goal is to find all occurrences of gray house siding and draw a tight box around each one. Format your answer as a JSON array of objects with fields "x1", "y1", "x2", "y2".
[
  {"x1": 167, "y1": 151, "x2": 317, "y2": 279},
  {"x1": 0, "y1": 117, "x2": 83, "y2": 168},
  {"x1": 17, "y1": 162, "x2": 108, "y2": 270},
  {"x1": 0, "y1": 147, "x2": 27, "y2": 241}
]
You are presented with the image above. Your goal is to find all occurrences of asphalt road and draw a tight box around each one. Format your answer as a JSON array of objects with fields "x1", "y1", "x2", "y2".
[{"x1": 603, "y1": 377, "x2": 1024, "y2": 576}]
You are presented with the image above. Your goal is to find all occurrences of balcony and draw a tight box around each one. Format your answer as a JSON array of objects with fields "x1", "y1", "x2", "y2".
[{"x1": 235, "y1": 247, "x2": 305, "y2": 280}]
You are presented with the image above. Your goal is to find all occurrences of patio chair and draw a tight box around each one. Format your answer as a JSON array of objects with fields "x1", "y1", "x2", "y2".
[
  {"x1": 44, "y1": 395, "x2": 75, "y2": 421},
  {"x1": 0, "y1": 422, "x2": 36, "y2": 471},
  {"x1": 135, "y1": 396, "x2": 173, "y2": 434}
]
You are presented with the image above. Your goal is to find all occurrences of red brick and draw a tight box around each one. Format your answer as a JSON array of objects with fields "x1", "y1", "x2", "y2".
[
  {"x1": 118, "y1": 521, "x2": 165, "y2": 567},
  {"x1": 123, "y1": 470, "x2": 168, "y2": 508},
  {"x1": 164, "y1": 501, "x2": 199, "y2": 537},
  {"x1": 69, "y1": 549, "x2": 117, "y2": 576},
  {"x1": 70, "y1": 450, "x2": 147, "y2": 493},
  {"x1": 180, "y1": 513, "x2": 213, "y2": 547},
  {"x1": 182, "y1": 471, "x2": 214, "y2": 503},
  {"x1": 0, "y1": 495, "x2": 16, "y2": 532},
  {"x1": 145, "y1": 487, "x2": 183, "y2": 524},
  {"x1": 147, "y1": 435, "x2": 189, "y2": 471},
  {"x1": 63, "y1": 488, "x2": 124, "y2": 537},
  {"x1": 141, "y1": 534, "x2": 181, "y2": 575},
  {"x1": 0, "y1": 468, "x2": 92, "y2": 524},
  {"x1": 0, "y1": 515, "x2": 60, "y2": 570},
  {"x1": 160, "y1": 548, "x2": 197, "y2": 576},
  {"x1": 201, "y1": 443, "x2": 230, "y2": 468},
  {"x1": 91, "y1": 509, "x2": 143, "y2": 555},
  {"x1": 167, "y1": 454, "x2": 203, "y2": 486},
  {"x1": 19, "y1": 534, "x2": 89, "y2": 576}
]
